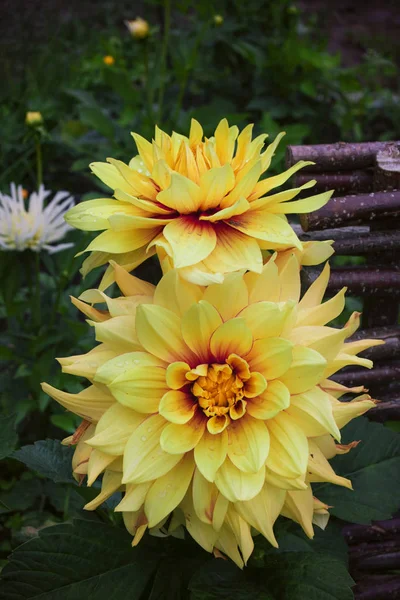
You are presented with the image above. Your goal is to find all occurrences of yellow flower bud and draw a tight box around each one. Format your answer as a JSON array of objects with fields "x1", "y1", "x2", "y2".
[
  {"x1": 25, "y1": 111, "x2": 43, "y2": 126},
  {"x1": 213, "y1": 14, "x2": 224, "y2": 25},
  {"x1": 103, "y1": 55, "x2": 115, "y2": 66},
  {"x1": 125, "y1": 17, "x2": 149, "y2": 39}
]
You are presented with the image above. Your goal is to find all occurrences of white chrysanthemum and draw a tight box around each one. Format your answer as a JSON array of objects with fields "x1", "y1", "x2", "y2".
[{"x1": 0, "y1": 183, "x2": 75, "y2": 253}]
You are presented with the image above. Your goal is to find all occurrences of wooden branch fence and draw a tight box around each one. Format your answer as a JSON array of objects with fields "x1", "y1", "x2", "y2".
[{"x1": 288, "y1": 140, "x2": 400, "y2": 599}]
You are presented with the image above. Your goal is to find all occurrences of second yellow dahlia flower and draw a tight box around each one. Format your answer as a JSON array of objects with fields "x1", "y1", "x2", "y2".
[
  {"x1": 65, "y1": 119, "x2": 333, "y2": 288},
  {"x1": 42, "y1": 255, "x2": 380, "y2": 566}
]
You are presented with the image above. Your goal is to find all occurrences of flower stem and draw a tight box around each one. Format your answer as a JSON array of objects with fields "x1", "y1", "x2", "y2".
[
  {"x1": 34, "y1": 252, "x2": 41, "y2": 328},
  {"x1": 157, "y1": 0, "x2": 171, "y2": 125},
  {"x1": 35, "y1": 139, "x2": 43, "y2": 189},
  {"x1": 172, "y1": 21, "x2": 209, "y2": 126}
]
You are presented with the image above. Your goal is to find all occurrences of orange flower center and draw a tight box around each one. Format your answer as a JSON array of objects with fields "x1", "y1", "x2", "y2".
[
  {"x1": 191, "y1": 363, "x2": 245, "y2": 417},
  {"x1": 188, "y1": 354, "x2": 257, "y2": 423}
]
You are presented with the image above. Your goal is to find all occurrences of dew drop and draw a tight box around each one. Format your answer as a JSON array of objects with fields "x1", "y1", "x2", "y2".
[{"x1": 141, "y1": 436, "x2": 147, "y2": 442}]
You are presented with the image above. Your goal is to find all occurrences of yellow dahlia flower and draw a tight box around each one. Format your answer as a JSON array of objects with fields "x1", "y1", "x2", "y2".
[
  {"x1": 65, "y1": 119, "x2": 333, "y2": 289},
  {"x1": 42, "y1": 256, "x2": 380, "y2": 566}
]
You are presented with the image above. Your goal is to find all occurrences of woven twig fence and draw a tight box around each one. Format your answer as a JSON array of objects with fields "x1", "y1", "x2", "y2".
[{"x1": 287, "y1": 140, "x2": 400, "y2": 599}]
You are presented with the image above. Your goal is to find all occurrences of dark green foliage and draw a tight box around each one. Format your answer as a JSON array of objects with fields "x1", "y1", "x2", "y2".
[
  {"x1": 314, "y1": 417, "x2": 400, "y2": 523},
  {"x1": 12, "y1": 440, "x2": 76, "y2": 484}
]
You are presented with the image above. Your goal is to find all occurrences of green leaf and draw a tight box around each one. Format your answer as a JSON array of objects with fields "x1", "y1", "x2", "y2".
[
  {"x1": 315, "y1": 417, "x2": 400, "y2": 523},
  {"x1": 0, "y1": 478, "x2": 42, "y2": 514},
  {"x1": 262, "y1": 553, "x2": 354, "y2": 600},
  {"x1": 252, "y1": 517, "x2": 348, "y2": 566},
  {"x1": 0, "y1": 519, "x2": 159, "y2": 599},
  {"x1": 189, "y1": 560, "x2": 273, "y2": 599},
  {"x1": 12, "y1": 440, "x2": 76, "y2": 484},
  {"x1": 0, "y1": 412, "x2": 18, "y2": 459}
]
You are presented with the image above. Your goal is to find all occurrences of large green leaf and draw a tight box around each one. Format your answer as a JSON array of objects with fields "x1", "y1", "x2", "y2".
[
  {"x1": 12, "y1": 440, "x2": 76, "y2": 484},
  {"x1": 189, "y1": 560, "x2": 273, "y2": 599},
  {"x1": 0, "y1": 519, "x2": 158, "y2": 600},
  {"x1": 262, "y1": 553, "x2": 354, "y2": 600},
  {"x1": 0, "y1": 412, "x2": 18, "y2": 459},
  {"x1": 252, "y1": 517, "x2": 348, "y2": 566},
  {"x1": 189, "y1": 552, "x2": 353, "y2": 600},
  {"x1": 314, "y1": 417, "x2": 400, "y2": 523}
]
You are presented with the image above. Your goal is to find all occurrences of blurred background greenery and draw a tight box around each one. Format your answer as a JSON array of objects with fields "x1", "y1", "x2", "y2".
[
  {"x1": 0, "y1": 0, "x2": 399, "y2": 570},
  {"x1": 1, "y1": 0, "x2": 400, "y2": 193}
]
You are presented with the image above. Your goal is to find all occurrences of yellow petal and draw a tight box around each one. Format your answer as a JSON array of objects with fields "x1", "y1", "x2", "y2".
[
  {"x1": 239, "y1": 301, "x2": 294, "y2": 340},
  {"x1": 298, "y1": 262, "x2": 330, "y2": 311},
  {"x1": 210, "y1": 319, "x2": 253, "y2": 362},
  {"x1": 87, "y1": 403, "x2": 145, "y2": 455},
  {"x1": 108, "y1": 365, "x2": 168, "y2": 413},
  {"x1": 198, "y1": 164, "x2": 235, "y2": 210},
  {"x1": 153, "y1": 269, "x2": 202, "y2": 316},
  {"x1": 145, "y1": 453, "x2": 195, "y2": 527},
  {"x1": 235, "y1": 483, "x2": 286, "y2": 547},
  {"x1": 90, "y1": 161, "x2": 133, "y2": 194},
  {"x1": 115, "y1": 482, "x2": 151, "y2": 512},
  {"x1": 165, "y1": 361, "x2": 190, "y2": 389},
  {"x1": 163, "y1": 217, "x2": 216, "y2": 268},
  {"x1": 227, "y1": 416, "x2": 270, "y2": 473},
  {"x1": 215, "y1": 118, "x2": 238, "y2": 165},
  {"x1": 160, "y1": 410, "x2": 206, "y2": 454},
  {"x1": 123, "y1": 414, "x2": 183, "y2": 484},
  {"x1": 84, "y1": 471, "x2": 122, "y2": 511},
  {"x1": 131, "y1": 133, "x2": 154, "y2": 171},
  {"x1": 281, "y1": 487, "x2": 314, "y2": 539},
  {"x1": 297, "y1": 288, "x2": 346, "y2": 327},
  {"x1": 202, "y1": 271, "x2": 249, "y2": 321},
  {"x1": 180, "y1": 492, "x2": 218, "y2": 552},
  {"x1": 215, "y1": 458, "x2": 265, "y2": 502},
  {"x1": 83, "y1": 227, "x2": 160, "y2": 255},
  {"x1": 229, "y1": 210, "x2": 302, "y2": 249},
  {"x1": 244, "y1": 256, "x2": 280, "y2": 302},
  {"x1": 95, "y1": 351, "x2": 165, "y2": 385},
  {"x1": 41, "y1": 382, "x2": 114, "y2": 422},
  {"x1": 194, "y1": 428, "x2": 228, "y2": 482},
  {"x1": 189, "y1": 118, "x2": 203, "y2": 147},
  {"x1": 181, "y1": 300, "x2": 222, "y2": 363},
  {"x1": 91, "y1": 315, "x2": 142, "y2": 353},
  {"x1": 288, "y1": 387, "x2": 341, "y2": 440},
  {"x1": 65, "y1": 198, "x2": 138, "y2": 231},
  {"x1": 192, "y1": 469, "x2": 228, "y2": 527},
  {"x1": 200, "y1": 197, "x2": 250, "y2": 222},
  {"x1": 136, "y1": 304, "x2": 195, "y2": 364},
  {"x1": 243, "y1": 372, "x2": 267, "y2": 398},
  {"x1": 159, "y1": 390, "x2": 197, "y2": 424},
  {"x1": 267, "y1": 412, "x2": 308, "y2": 479},
  {"x1": 70, "y1": 296, "x2": 109, "y2": 322},
  {"x1": 250, "y1": 161, "x2": 314, "y2": 199},
  {"x1": 269, "y1": 190, "x2": 333, "y2": 214},
  {"x1": 331, "y1": 396, "x2": 376, "y2": 429},
  {"x1": 224, "y1": 506, "x2": 254, "y2": 565},
  {"x1": 202, "y1": 224, "x2": 263, "y2": 275},
  {"x1": 157, "y1": 172, "x2": 201, "y2": 213},
  {"x1": 111, "y1": 261, "x2": 156, "y2": 297},
  {"x1": 307, "y1": 440, "x2": 352, "y2": 489},
  {"x1": 247, "y1": 380, "x2": 290, "y2": 420},
  {"x1": 245, "y1": 337, "x2": 293, "y2": 380},
  {"x1": 86, "y1": 450, "x2": 118, "y2": 485},
  {"x1": 220, "y1": 161, "x2": 262, "y2": 208},
  {"x1": 260, "y1": 131, "x2": 286, "y2": 172},
  {"x1": 58, "y1": 345, "x2": 117, "y2": 380},
  {"x1": 278, "y1": 253, "x2": 301, "y2": 303},
  {"x1": 280, "y1": 346, "x2": 327, "y2": 394},
  {"x1": 249, "y1": 180, "x2": 316, "y2": 211},
  {"x1": 319, "y1": 379, "x2": 366, "y2": 399}
]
